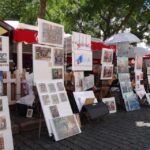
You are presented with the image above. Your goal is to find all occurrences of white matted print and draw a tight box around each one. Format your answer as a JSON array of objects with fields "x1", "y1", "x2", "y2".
[
  {"x1": 0, "y1": 96, "x2": 14, "y2": 150},
  {"x1": 72, "y1": 50, "x2": 92, "y2": 71},
  {"x1": 101, "y1": 64, "x2": 113, "y2": 80},
  {"x1": 0, "y1": 36, "x2": 9, "y2": 71},
  {"x1": 51, "y1": 115, "x2": 81, "y2": 141},
  {"x1": 101, "y1": 48, "x2": 113, "y2": 64},
  {"x1": 72, "y1": 32, "x2": 91, "y2": 51},
  {"x1": 38, "y1": 18, "x2": 64, "y2": 47},
  {"x1": 33, "y1": 44, "x2": 53, "y2": 82},
  {"x1": 82, "y1": 75, "x2": 94, "y2": 91},
  {"x1": 147, "y1": 67, "x2": 150, "y2": 74},
  {"x1": 74, "y1": 71, "x2": 84, "y2": 92},
  {"x1": 135, "y1": 56, "x2": 143, "y2": 70},
  {"x1": 102, "y1": 97, "x2": 116, "y2": 113},
  {"x1": 53, "y1": 48, "x2": 64, "y2": 66},
  {"x1": 73, "y1": 91, "x2": 97, "y2": 111}
]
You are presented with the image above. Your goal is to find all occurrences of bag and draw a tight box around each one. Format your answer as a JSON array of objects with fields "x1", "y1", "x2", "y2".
[{"x1": 82, "y1": 102, "x2": 109, "y2": 120}]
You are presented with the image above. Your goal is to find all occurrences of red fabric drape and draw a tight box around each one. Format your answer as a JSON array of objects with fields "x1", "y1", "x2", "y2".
[{"x1": 13, "y1": 29, "x2": 37, "y2": 43}]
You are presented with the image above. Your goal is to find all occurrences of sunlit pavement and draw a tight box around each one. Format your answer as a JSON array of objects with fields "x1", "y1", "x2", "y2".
[{"x1": 14, "y1": 107, "x2": 150, "y2": 150}]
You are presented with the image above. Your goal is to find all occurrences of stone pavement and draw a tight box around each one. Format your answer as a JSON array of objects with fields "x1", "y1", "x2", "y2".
[{"x1": 14, "y1": 107, "x2": 150, "y2": 150}]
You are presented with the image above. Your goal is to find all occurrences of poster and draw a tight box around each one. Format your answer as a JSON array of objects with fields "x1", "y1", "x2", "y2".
[
  {"x1": 0, "y1": 96, "x2": 14, "y2": 150},
  {"x1": 117, "y1": 57, "x2": 129, "y2": 73},
  {"x1": 101, "y1": 48, "x2": 113, "y2": 64},
  {"x1": 100, "y1": 64, "x2": 113, "y2": 80},
  {"x1": 0, "y1": 36, "x2": 9, "y2": 71},
  {"x1": 102, "y1": 97, "x2": 117, "y2": 113},
  {"x1": 72, "y1": 32, "x2": 91, "y2": 51},
  {"x1": 38, "y1": 18, "x2": 64, "y2": 47},
  {"x1": 51, "y1": 115, "x2": 81, "y2": 141},
  {"x1": 72, "y1": 50, "x2": 92, "y2": 71}
]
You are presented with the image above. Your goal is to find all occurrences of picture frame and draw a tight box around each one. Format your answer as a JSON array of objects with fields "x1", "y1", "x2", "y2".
[
  {"x1": 102, "y1": 97, "x2": 117, "y2": 113},
  {"x1": 53, "y1": 48, "x2": 64, "y2": 66},
  {"x1": 38, "y1": 18, "x2": 64, "y2": 47},
  {"x1": 26, "y1": 109, "x2": 33, "y2": 118},
  {"x1": 51, "y1": 115, "x2": 81, "y2": 141},
  {"x1": 101, "y1": 48, "x2": 113, "y2": 64},
  {"x1": 101, "y1": 64, "x2": 113, "y2": 80},
  {"x1": 52, "y1": 68, "x2": 63, "y2": 80}
]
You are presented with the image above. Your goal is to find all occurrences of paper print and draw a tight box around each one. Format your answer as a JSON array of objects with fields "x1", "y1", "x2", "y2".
[
  {"x1": 101, "y1": 64, "x2": 113, "y2": 80},
  {"x1": 53, "y1": 48, "x2": 64, "y2": 66},
  {"x1": 101, "y1": 48, "x2": 113, "y2": 64},
  {"x1": 117, "y1": 57, "x2": 129, "y2": 73}
]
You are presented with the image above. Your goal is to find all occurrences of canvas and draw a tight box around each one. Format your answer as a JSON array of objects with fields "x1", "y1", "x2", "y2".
[
  {"x1": 51, "y1": 115, "x2": 81, "y2": 141},
  {"x1": 101, "y1": 48, "x2": 113, "y2": 64},
  {"x1": 102, "y1": 97, "x2": 117, "y2": 113},
  {"x1": 53, "y1": 48, "x2": 64, "y2": 66},
  {"x1": 38, "y1": 18, "x2": 64, "y2": 47},
  {"x1": 117, "y1": 57, "x2": 129, "y2": 73},
  {"x1": 72, "y1": 32, "x2": 91, "y2": 51},
  {"x1": 74, "y1": 71, "x2": 84, "y2": 92},
  {"x1": 101, "y1": 64, "x2": 113, "y2": 80},
  {"x1": 52, "y1": 68, "x2": 63, "y2": 80},
  {"x1": 49, "y1": 105, "x2": 60, "y2": 118},
  {"x1": 72, "y1": 50, "x2": 92, "y2": 71}
]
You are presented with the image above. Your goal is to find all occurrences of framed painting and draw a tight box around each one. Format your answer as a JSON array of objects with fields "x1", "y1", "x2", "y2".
[
  {"x1": 102, "y1": 97, "x2": 116, "y2": 113},
  {"x1": 72, "y1": 32, "x2": 91, "y2": 51},
  {"x1": 38, "y1": 18, "x2": 64, "y2": 47},
  {"x1": 72, "y1": 50, "x2": 92, "y2": 71},
  {"x1": 51, "y1": 115, "x2": 81, "y2": 141},
  {"x1": 100, "y1": 64, "x2": 113, "y2": 80},
  {"x1": 101, "y1": 48, "x2": 113, "y2": 64},
  {"x1": 53, "y1": 48, "x2": 64, "y2": 66},
  {"x1": 52, "y1": 68, "x2": 63, "y2": 80}
]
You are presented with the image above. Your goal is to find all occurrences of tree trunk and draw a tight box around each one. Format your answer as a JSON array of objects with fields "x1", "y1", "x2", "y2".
[{"x1": 38, "y1": 0, "x2": 47, "y2": 19}]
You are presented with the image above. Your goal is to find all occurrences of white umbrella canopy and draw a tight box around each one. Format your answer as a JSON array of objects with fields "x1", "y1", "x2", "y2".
[
  {"x1": 134, "y1": 47, "x2": 150, "y2": 56},
  {"x1": 105, "y1": 32, "x2": 140, "y2": 44}
]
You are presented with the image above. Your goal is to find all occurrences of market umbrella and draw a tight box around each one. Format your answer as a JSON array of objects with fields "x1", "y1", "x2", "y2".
[
  {"x1": 105, "y1": 32, "x2": 140, "y2": 44},
  {"x1": 134, "y1": 47, "x2": 150, "y2": 56}
]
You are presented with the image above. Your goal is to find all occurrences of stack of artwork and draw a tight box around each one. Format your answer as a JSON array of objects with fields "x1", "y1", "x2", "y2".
[
  {"x1": 117, "y1": 43, "x2": 140, "y2": 111},
  {"x1": 0, "y1": 36, "x2": 9, "y2": 71},
  {"x1": 33, "y1": 19, "x2": 81, "y2": 141},
  {"x1": 0, "y1": 96, "x2": 14, "y2": 149},
  {"x1": 101, "y1": 48, "x2": 113, "y2": 80}
]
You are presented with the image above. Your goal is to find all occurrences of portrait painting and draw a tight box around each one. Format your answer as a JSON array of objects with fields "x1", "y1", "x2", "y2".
[
  {"x1": 49, "y1": 105, "x2": 60, "y2": 118},
  {"x1": 35, "y1": 46, "x2": 51, "y2": 61},
  {"x1": 38, "y1": 18, "x2": 64, "y2": 47},
  {"x1": 0, "y1": 116, "x2": 6, "y2": 130},
  {"x1": 0, "y1": 53, "x2": 7, "y2": 63},
  {"x1": 42, "y1": 95, "x2": 50, "y2": 105},
  {"x1": 59, "y1": 92, "x2": 68, "y2": 102},
  {"x1": 117, "y1": 57, "x2": 129, "y2": 73},
  {"x1": 52, "y1": 68, "x2": 63, "y2": 80},
  {"x1": 53, "y1": 48, "x2": 64, "y2": 66},
  {"x1": 101, "y1": 64, "x2": 113, "y2": 80},
  {"x1": 51, "y1": 115, "x2": 81, "y2": 141},
  {"x1": 56, "y1": 82, "x2": 64, "y2": 91},
  {"x1": 48, "y1": 83, "x2": 56, "y2": 93},
  {"x1": 102, "y1": 97, "x2": 116, "y2": 113},
  {"x1": 51, "y1": 94, "x2": 59, "y2": 105},
  {"x1": 101, "y1": 48, "x2": 113, "y2": 64},
  {"x1": 38, "y1": 83, "x2": 48, "y2": 93}
]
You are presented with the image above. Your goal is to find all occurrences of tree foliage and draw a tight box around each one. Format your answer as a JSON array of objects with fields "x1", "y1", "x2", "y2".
[{"x1": 0, "y1": 0, "x2": 149, "y2": 43}]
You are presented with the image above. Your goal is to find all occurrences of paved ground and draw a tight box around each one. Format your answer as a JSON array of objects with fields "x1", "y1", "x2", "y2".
[{"x1": 14, "y1": 107, "x2": 150, "y2": 150}]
